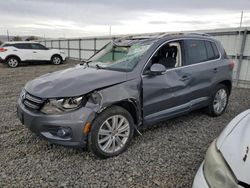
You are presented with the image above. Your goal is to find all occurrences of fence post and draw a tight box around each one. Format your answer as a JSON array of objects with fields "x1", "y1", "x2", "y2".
[
  {"x1": 51, "y1": 40, "x2": 53, "y2": 48},
  {"x1": 67, "y1": 40, "x2": 70, "y2": 58},
  {"x1": 94, "y1": 38, "x2": 97, "y2": 53},
  {"x1": 59, "y1": 40, "x2": 61, "y2": 50},
  {"x1": 235, "y1": 29, "x2": 248, "y2": 87},
  {"x1": 79, "y1": 39, "x2": 81, "y2": 60}
]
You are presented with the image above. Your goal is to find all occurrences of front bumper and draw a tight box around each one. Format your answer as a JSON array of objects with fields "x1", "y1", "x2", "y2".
[
  {"x1": 17, "y1": 98, "x2": 95, "y2": 148},
  {"x1": 192, "y1": 162, "x2": 209, "y2": 188}
]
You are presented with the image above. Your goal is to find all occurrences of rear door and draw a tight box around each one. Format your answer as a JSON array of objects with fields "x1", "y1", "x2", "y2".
[
  {"x1": 13, "y1": 43, "x2": 33, "y2": 61},
  {"x1": 183, "y1": 39, "x2": 220, "y2": 109}
]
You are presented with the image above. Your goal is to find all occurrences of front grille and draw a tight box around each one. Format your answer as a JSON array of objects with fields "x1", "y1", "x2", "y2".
[{"x1": 23, "y1": 92, "x2": 45, "y2": 110}]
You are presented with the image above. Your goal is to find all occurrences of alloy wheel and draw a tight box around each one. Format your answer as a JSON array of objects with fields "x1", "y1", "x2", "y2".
[
  {"x1": 97, "y1": 115, "x2": 130, "y2": 154},
  {"x1": 213, "y1": 88, "x2": 227, "y2": 114}
]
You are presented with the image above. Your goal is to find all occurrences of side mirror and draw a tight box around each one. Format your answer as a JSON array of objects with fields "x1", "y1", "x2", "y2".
[{"x1": 149, "y1": 64, "x2": 166, "y2": 75}]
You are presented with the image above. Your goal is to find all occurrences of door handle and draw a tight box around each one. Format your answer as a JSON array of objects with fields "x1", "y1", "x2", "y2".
[
  {"x1": 179, "y1": 75, "x2": 189, "y2": 81},
  {"x1": 213, "y1": 68, "x2": 218, "y2": 73},
  {"x1": 33, "y1": 51, "x2": 37, "y2": 53}
]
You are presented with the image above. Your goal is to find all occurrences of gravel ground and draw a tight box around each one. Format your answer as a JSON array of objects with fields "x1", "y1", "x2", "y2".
[{"x1": 1, "y1": 60, "x2": 250, "y2": 188}]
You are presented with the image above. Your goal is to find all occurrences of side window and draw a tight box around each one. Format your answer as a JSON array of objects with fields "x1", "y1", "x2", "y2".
[
  {"x1": 145, "y1": 41, "x2": 182, "y2": 72},
  {"x1": 205, "y1": 41, "x2": 220, "y2": 60},
  {"x1": 3, "y1": 44, "x2": 12, "y2": 47},
  {"x1": 211, "y1": 42, "x2": 220, "y2": 59},
  {"x1": 185, "y1": 40, "x2": 207, "y2": 65},
  {"x1": 205, "y1": 41, "x2": 214, "y2": 60},
  {"x1": 31, "y1": 43, "x2": 47, "y2": 50},
  {"x1": 13, "y1": 43, "x2": 31, "y2": 49}
]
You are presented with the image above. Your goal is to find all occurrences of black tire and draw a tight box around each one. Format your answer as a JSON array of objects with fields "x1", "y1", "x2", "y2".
[
  {"x1": 206, "y1": 84, "x2": 229, "y2": 117},
  {"x1": 7, "y1": 56, "x2": 19, "y2": 68},
  {"x1": 51, "y1": 55, "x2": 62, "y2": 65},
  {"x1": 88, "y1": 106, "x2": 134, "y2": 159}
]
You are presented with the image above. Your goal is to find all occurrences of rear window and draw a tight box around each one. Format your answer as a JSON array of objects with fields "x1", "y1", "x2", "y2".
[
  {"x1": 185, "y1": 40, "x2": 207, "y2": 65},
  {"x1": 185, "y1": 40, "x2": 220, "y2": 65}
]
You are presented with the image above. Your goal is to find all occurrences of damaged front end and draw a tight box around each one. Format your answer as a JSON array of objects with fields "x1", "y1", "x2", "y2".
[
  {"x1": 17, "y1": 76, "x2": 142, "y2": 148},
  {"x1": 17, "y1": 37, "x2": 153, "y2": 148}
]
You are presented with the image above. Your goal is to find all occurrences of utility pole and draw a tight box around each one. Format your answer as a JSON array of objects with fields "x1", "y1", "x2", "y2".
[
  {"x1": 109, "y1": 25, "x2": 112, "y2": 36},
  {"x1": 7, "y1": 30, "x2": 10, "y2": 41},
  {"x1": 239, "y1": 11, "x2": 243, "y2": 28},
  {"x1": 235, "y1": 10, "x2": 245, "y2": 86}
]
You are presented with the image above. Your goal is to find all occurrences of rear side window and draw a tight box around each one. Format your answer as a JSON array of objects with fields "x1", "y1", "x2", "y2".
[
  {"x1": 204, "y1": 41, "x2": 214, "y2": 60},
  {"x1": 13, "y1": 43, "x2": 31, "y2": 49},
  {"x1": 205, "y1": 41, "x2": 220, "y2": 60},
  {"x1": 185, "y1": 40, "x2": 207, "y2": 65},
  {"x1": 3, "y1": 44, "x2": 13, "y2": 47},
  {"x1": 211, "y1": 42, "x2": 220, "y2": 59}
]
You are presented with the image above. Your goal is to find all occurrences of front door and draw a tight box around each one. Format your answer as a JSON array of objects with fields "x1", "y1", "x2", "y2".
[
  {"x1": 142, "y1": 40, "x2": 192, "y2": 125},
  {"x1": 30, "y1": 43, "x2": 51, "y2": 61}
]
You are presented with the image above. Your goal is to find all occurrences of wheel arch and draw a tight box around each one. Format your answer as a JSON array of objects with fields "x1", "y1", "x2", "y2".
[
  {"x1": 217, "y1": 80, "x2": 232, "y2": 95},
  {"x1": 51, "y1": 54, "x2": 63, "y2": 60},
  {"x1": 106, "y1": 99, "x2": 141, "y2": 126},
  {"x1": 5, "y1": 55, "x2": 21, "y2": 62}
]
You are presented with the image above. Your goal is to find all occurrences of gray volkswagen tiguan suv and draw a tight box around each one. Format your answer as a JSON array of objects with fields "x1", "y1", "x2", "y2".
[{"x1": 17, "y1": 33, "x2": 234, "y2": 158}]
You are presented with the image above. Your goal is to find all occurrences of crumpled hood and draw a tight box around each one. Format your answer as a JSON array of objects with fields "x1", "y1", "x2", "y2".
[
  {"x1": 217, "y1": 109, "x2": 250, "y2": 184},
  {"x1": 25, "y1": 66, "x2": 127, "y2": 98}
]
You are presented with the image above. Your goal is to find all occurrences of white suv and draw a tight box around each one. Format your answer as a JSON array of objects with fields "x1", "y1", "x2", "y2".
[{"x1": 0, "y1": 41, "x2": 67, "y2": 68}]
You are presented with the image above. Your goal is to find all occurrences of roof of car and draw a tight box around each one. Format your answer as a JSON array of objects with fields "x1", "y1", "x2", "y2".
[
  {"x1": 114, "y1": 32, "x2": 214, "y2": 47},
  {"x1": 4, "y1": 41, "x2": 39, "y2": 44}
]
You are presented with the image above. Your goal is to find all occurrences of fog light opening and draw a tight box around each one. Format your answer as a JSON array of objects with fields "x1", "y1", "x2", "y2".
[{"x1": 56, "y1": 127, "x2": 71, "y2": 138}]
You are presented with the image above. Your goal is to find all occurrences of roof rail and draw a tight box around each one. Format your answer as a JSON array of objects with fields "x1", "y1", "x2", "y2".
[
  {"x1": 159, "y1": 32, "x2": 210, "y2": 38},
  {"x1": 158, "y1": 32, "x2": 184, "y2": 38},
  {"x1": 186, "y1": 32, "x2": 210, "y2": 37}
]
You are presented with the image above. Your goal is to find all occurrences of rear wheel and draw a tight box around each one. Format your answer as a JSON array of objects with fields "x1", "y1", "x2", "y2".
[
  {"x1": 206, "y1": 84, "x2": 229, "y2": 116},
  {"x1": 51, "y1": 55, "x2": 62, "y2": 65},
  {"x1": 7, "y1": 57, "x2": 19, "y2": 68},
  {"x1": 88, "y1": 106, "x2": 134, "y2": 158}
]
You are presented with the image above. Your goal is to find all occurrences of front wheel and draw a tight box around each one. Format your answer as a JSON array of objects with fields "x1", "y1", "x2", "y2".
[
  {"x1": 206, "y1": 84, "x2": 229, "y2": 116},
  {"x1": 51, "y1": 55, "x2": 62, "y2": 65},
  {"x1": 88, "y1": 106, "x2": 134, "y2": 158}
]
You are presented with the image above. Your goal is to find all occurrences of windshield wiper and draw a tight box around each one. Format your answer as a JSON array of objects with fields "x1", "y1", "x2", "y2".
[
  {"x1": 80, "y1": 60, "x2": 92, "y2": 67},
  {"x1": 95, "y1": 64, "x2": 106, "y2": 70}
]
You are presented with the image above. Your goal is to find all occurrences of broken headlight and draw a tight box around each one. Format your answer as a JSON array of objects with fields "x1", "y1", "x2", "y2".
[{"x1": 41, "y1": 96, "x2": 85, "y2": 114}]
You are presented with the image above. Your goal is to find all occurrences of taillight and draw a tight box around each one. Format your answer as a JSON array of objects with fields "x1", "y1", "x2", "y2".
[
  {"x1": 0, "y1": 48, "x2": 7, "y2": 52},
  {"x1": 229, "y1": 60, "x2": 235, "y2": 70}
]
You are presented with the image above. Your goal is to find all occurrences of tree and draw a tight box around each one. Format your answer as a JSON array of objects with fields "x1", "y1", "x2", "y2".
[
  {"x1": 13, "y1": 36, "x2": 22, "y2": 41},
  {"x1": 26, "y1": 36, "x2": 38, "y2": 41}
]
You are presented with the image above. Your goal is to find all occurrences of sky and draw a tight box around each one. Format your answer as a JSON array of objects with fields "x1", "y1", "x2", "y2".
[{"x1": 0, "y1": 0, "x2": 250, "y2": 38}]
